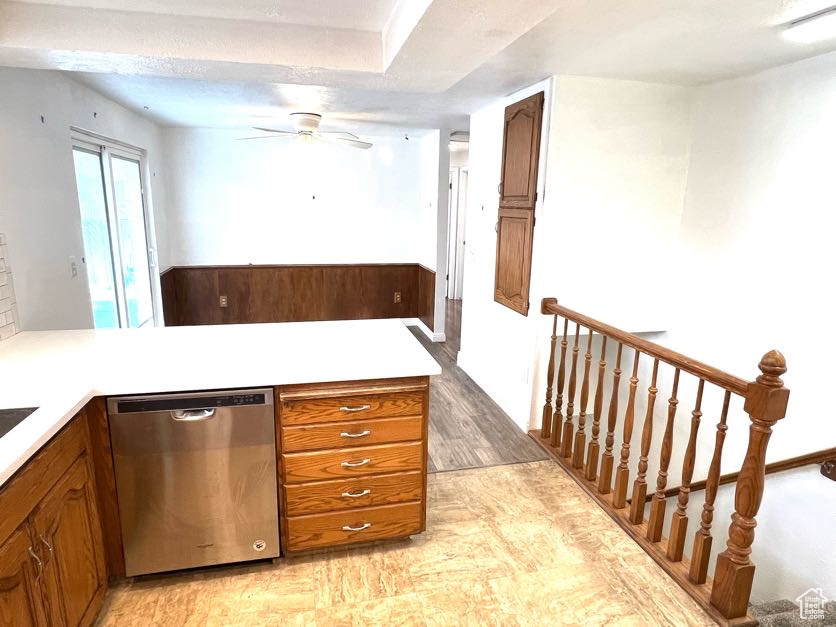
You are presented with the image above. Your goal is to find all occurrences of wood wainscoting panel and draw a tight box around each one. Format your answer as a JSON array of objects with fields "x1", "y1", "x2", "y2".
[
  {"x1": 174, "y1": 267, "x2": 222, "y2": 326},
  {"x1": 417, "y1": 265, "x2": 435, "y2": 331},
  {"x1": 162, "y1": 264, "x2": 433, "y2": 326},
  {"x1": 159, "y1": 268, "x2": 177, "y2": 326}
]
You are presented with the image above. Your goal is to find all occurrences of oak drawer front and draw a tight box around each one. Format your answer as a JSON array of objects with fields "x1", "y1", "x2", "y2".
[
  {"x1": 283, "y1": 471, "x2": 423, "y2": 515},
  {"x1": 282, "y1": 441, "x2": 423, "y2": 483},
  {"x1": 281, "y1": 416, "x2": 423, "y2": 452},
  {"x1": 281, "y1": 391, "x2": 424, "y2": 426},
  {"x1": 286, "y1": 502, "x2": 423, "y2": 551}
]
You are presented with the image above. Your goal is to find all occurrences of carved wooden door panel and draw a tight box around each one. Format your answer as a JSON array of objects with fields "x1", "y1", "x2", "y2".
[
  {"x1": 0, "y1": 526, "x2": 44, "y2": 627},
  {"x1": 32, "y1": 456, "x2": 106, "y2": 627},
  {"x1": 495, "y1": 91, "x2": 544, "y2": 315}
]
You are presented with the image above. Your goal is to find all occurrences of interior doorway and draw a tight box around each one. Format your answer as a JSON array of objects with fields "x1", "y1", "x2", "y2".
[
  {"x1": 443, "y1": 132, "x2": 469, "y2": 359},
  {"x1": 71, "y1": 134, "x2": 157, "y2": 329},
  {"x1": 446, "y1": 166, "x2": 468, "y2": 301}
]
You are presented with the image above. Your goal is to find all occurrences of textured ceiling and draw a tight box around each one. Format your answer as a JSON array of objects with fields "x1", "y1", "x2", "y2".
[
  {"x1": 11, "y1": 0, "x2": 400, "y2": 30},
  {"x1": 2, "y1": 0, "x2": 836, "y2": 131}
]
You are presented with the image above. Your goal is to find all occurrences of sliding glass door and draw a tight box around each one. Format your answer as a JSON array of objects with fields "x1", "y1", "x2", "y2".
[{"x1": 72, "y1": 140, "x2": 155, "y2": 328}]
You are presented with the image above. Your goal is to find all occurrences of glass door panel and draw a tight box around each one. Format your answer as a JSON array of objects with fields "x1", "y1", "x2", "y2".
[
  {"x1": 72, "y1": 148, "x2": 120, "y2": 328},
  {"x1": 111, "y1": 155, "x2": 154, "y2": 328},
  {"x1": 71, "y1": 141, "x2": 156, "y2": 329}
]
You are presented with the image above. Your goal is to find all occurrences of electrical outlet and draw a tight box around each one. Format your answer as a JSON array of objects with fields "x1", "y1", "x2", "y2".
[
  {"x1": 393, "y1": 291, "x2": 402, "y2": 304},
  {"x1": 68, "y1": 255, "x2": 78, "y2": 278},
  {"x1": 219, "y1": 295, "x2": 228, "y2": 308}
]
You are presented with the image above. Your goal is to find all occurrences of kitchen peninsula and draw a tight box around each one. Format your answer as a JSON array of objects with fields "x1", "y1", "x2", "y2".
[{"x1": 0, "y1": 319, "x2": 440, "y2": 626}]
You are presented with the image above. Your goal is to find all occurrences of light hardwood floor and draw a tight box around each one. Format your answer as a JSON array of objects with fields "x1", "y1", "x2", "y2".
[
  {"x1": 97, "y1": 461, "x2": 713, "y2": 626},
  {"x1": 408, "y1": 324, "x2": 548, "y2": 473}
]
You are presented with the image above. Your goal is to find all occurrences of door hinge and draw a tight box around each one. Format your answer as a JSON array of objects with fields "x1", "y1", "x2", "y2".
[
  {"x1": 534, "y1": 192, "x2": 538, "y2": 203},
  {"x1": 533, "y1": 217, "x2": 536, "y2": 227},
  {"x1": 449, "y1": 182, "x2": 453, "y2": 189},
  {"x1": 446, "y1": 274, "x2": 449, "y2": 280}
]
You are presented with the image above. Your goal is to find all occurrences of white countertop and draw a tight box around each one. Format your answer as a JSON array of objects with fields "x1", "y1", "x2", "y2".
[{"x1": 0, "y1": 319, "x2": 441, "y2": 487}]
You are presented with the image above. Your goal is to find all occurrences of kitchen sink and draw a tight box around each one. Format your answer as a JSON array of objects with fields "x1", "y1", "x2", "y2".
[{"x1": 0, "y1": 407, "x2": 38, "y2": 438}]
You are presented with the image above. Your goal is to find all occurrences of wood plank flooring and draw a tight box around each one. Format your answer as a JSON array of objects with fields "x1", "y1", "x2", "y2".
[
  {"x1": 408, "y1": 325, "x2": 548, "y2": 473},
  {"x1": 97, "y1": 461, "x2": 714, "y2": 626},
  {"x1": 439, "y1": 298, "x2": 461, "y2": 361}
]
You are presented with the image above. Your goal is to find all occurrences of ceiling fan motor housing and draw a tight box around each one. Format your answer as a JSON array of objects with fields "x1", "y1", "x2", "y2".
[{"x1": 291, "y1": 112, "x2": 322, "y2": 133}]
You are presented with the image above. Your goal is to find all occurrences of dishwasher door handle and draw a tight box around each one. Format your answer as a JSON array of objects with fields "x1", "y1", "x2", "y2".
[{"x1": 170, "y1": 408, "x2": 216, "y2": 422}]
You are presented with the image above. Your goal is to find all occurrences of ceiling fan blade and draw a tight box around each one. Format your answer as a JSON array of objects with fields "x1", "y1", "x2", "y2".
[
  {"x1": 237, "y1": 134, "x2": 298, "y2": 141},
  {"x1": 316, "y1": 131, "x2": 361, "y2": 140},
  {"x1": 314, "y1": 133, "x2": 372, "y2": 149},
  {"x1": 252, "y1": 127, "x2": 296, "y2": 135}
]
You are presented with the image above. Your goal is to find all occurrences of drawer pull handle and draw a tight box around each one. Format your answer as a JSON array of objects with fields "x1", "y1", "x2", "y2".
[
  {"x1": 342, "y1": 489, "x2": 371, "y2": 498},
  {"x1": 340, "y1": 430, "x2": 371, "y2": 438},
  {"x1": 342, "y1": 523, "x2": 372, "y2": 532},
  {"x1": 341, "y1": 458, "x2": 371, "y2": 468},
  {"x1": 340, "y1": 405, "x2": 371, "y2": 413}
]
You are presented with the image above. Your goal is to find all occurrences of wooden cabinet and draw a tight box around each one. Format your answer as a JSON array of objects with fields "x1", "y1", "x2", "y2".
[
  {"x1": 33, "y1": 457, "x2": 106, "y2": 627},
  {"x1": 0, "y1": 527, "x2": 44, "y2": 626},
  {"x1": 277, "y1": 377, "x2": 429, "y2": 553},
  {"x1": 494, "y1": 91, "x2": 544, "y2": 316},
  {"x1": 0, "y1": 410, "x2": 106, "y2": 627}
]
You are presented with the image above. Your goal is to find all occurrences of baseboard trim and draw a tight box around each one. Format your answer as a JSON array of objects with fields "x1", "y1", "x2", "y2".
[{"x1": 402, "y1": 318, "x2": 436, "y2": 342}]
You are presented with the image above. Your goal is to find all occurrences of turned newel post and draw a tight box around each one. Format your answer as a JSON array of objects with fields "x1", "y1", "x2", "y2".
[{"x1": 710, "y1": 350, "x2": 790, "y2": 619}]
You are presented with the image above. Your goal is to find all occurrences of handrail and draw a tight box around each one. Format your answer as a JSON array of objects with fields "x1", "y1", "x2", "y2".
[
  {"x1": 639, "y1": 447, "x2": 836, "y2": 503},
  {"x1": 541, "y1": 298, "x2": 749, "y2": 396},
  {"x1": 535, "y1": 296, "x2": 790, "y2": 624}
]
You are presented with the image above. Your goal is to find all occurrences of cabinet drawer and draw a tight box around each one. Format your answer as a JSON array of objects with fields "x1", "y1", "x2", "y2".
[
  {"x1": 285, "y1": 502, "x2": 423, "y2": 552},
  {"x1": 281, "y1": 391, "x2": 424, "y2": 426},
  {"x1": 282, "y1": 441, "x2": 423, "y2": 483},
  {"x1": 281, "y1": 416, "x2": 423, "y2": 452},
  {"x1": 283, "y1": 471, "x2": 423, "y2": 515}
]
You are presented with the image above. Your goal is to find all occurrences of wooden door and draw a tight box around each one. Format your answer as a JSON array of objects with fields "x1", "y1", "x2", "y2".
[
  {"x1": 0, "y1": 526, "x2": 44, "y2": 627},
  {"x1": 32, "y1": 455, "x2": 106, "y2": 627},
  {"x1": 495, "y1": 91, "x2": 544, "y2": 315},
  {"x1": 494, "y1": 208, "x2": 535, "y2": 314}
]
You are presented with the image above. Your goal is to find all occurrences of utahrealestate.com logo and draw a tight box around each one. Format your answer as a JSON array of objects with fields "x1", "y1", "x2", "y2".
[{"x1": 796, "y1": 588, "x2": 828, "y2": 620}]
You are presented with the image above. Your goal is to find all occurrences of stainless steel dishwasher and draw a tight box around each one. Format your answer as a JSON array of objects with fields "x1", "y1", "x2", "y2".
[{"x1": 107, "y1": 389, "x2": 279, "y2": 576}]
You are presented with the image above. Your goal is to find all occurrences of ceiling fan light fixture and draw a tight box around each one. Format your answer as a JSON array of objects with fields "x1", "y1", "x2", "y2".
[{"x1": 783, "y1": 6, "x2": 836, "y2": 43}]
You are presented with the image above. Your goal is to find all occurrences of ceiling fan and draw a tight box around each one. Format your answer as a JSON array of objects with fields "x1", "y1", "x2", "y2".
[{"x1": 241, "y1": 113, "x2": 372, "y2": 149}]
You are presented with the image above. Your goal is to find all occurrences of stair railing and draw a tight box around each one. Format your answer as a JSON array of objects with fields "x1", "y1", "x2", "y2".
[{"x1": 536, "y1": 298, "x2": 790, "y2": 626}]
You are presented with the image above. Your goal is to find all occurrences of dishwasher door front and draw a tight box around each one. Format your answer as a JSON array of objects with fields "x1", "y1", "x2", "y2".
[{"x1": 108, "y1": 389, "x2": 279, "y2": 576}]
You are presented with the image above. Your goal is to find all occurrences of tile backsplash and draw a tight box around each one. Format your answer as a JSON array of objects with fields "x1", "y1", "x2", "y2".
[{"x1": 0, "y1": 234, "x2": 20, "y2": 341}]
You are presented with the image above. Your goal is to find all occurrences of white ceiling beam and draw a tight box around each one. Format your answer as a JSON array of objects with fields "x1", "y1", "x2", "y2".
[
  {"x1": 382, "y1": 0, "x2": 433, "y2": 70},
  {"x1": 0, "y1": 1, "x2": 383, "y2": 73}
]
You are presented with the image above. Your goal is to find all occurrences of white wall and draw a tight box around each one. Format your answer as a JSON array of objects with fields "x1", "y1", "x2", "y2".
[
  {"x1": 671, "y1": 51, "x2": 836, "y2": 461},
  {"x1": 162, "y1": 128, "x2": 433, "y2": 267},
  {"x1": 0, "y1": 67, "x2": 168, "y2": 331},
  {"x1": 458, "y1": 78, "x2": 554, "y2": 425},
  {"x1": 459, "y1": 76, "x2": 695, "y2": 430},
  {"x1": 418, "y1": 131, "x2": 440, "y2": 270}
]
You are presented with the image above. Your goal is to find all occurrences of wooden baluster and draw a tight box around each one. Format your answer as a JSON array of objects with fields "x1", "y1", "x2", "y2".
[
  {"x1": 629, "y1": 358, "x2": 660, "y2": 523},
  {"x1": 689, "y1": 390, "x2": 731, "y2": 584},
  {"x1": 711, "y1": 351, "x2": 789, "y2": 619},
  {"x1": 612, "y1": 350, "x2": 641, "y2": 509},
  {"x1": 585, "y1": 336, "x2": 608, "y2": 481},
  {"x1": 560, "y1": 322, "x2": 581, "y2": 458},
  {"x1": 572, "y1": 331, "x2": 594, "y2": 469},
  {"x1": 667, "y1": 378, "x2": 705, "y2": 562},
  {"x1": 646, "y1": 368, "x2": 681, "y2": 543},
  {"x1": 541, "y1": 315, "x2": 559, "y2": 439},
  {"x1": 550, "y1": 318, "x2": 570, "y2": 448},
  {"x1": 597, "y1": 343, "x2": 623, "y2": 494}
]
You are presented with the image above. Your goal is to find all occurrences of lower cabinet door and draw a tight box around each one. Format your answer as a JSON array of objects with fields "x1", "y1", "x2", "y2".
[
  {"x1": 0, "y1": 526, "x2": 45, "y2": 627},
  {"x1": 32, "y1": 455, "x2": 106, "y2": 627},
  {"x1": 285, "y1": 501, "x2": 423, "y2": 552}
]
